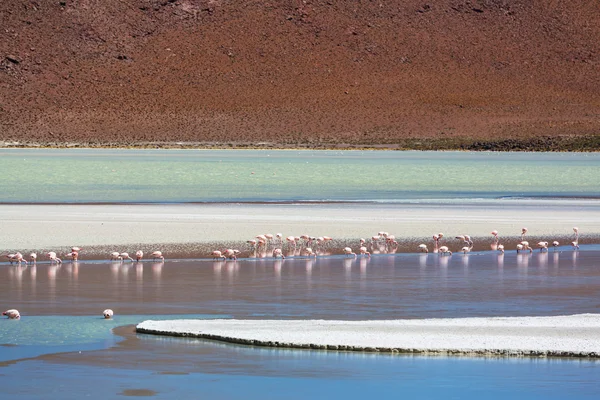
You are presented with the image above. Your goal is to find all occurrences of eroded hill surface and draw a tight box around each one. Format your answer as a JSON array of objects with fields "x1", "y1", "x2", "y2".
[{"x1": 1, "y1": 0, "x2": 599, "y2": 149}]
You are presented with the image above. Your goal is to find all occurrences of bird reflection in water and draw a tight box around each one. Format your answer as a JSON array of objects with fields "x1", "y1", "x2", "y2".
[
  {"x1": 151, "y1": 262, "x2": 163, "y2": 280},
  {"x1": 419, "y1": 253, "x2": 428, "y2": 269},
  {"x1": 537, "y1": 251, "x2": 548, "y2": 270},
  {"x1": 135, "y1": 262, "x2": 144, "y2": 281}
]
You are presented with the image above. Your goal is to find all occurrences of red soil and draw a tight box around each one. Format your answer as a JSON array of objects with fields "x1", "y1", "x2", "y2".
[{"x1": 1, "y1": 0, "x2": 599, "y2": 147}]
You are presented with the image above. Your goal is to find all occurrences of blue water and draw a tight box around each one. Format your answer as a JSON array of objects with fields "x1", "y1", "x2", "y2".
[
  {"x1": 0, "y1": 149, "x2": 599, "y2": 202},
  {"x1": 1, "y1": 149, "x2": 600, "y2": 398}
]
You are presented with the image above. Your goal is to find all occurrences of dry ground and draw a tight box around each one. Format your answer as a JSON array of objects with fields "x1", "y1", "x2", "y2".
[{"x1": 1, "y1": 1, "x2": 599, "y2": 150}]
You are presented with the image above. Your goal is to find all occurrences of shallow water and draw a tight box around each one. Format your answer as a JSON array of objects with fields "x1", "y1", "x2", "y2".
[
  {"x1": 2, "y1": 149, "x2": 600, "y2": 398},
  {"x1": 1, "y1": 149, "x2": 599, "y2": 202},
  {"x1": 1, "y1": 251, "x2": 600, "y2": 398}
]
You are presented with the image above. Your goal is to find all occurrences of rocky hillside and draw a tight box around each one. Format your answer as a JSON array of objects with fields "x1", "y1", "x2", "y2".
[{"x1": 1, "y1": 0, "x2": 599, "y2": 149}]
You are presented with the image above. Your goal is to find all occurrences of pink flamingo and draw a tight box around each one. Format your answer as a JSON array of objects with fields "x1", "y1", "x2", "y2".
[
  {"x1": 66, "y1": 251, "x2": 78, "y2": 262},
  {"x1": 516, "y1": 244, "x2": 524, "y2": 253},
  {"x1": 418, "y1": 244, "x2": 429, "y2": 253},
  {"x1": 5, "y1": 253, "x2": 17, "y2": 264},
  {"x1": 497, "y1": 244, "x2": 505, "y2": 254},
  {"x1": 119, "y1": 252, "x2": 134, "y2": 262},
  {"x1": 572, "y1": 227, "x2": 580, "y2": 250},
  {"x1": 521, "y1": 228, "x2": 528, "y2": 241},
  {"x1": 2, "y1": 309, "x2": 20, "y2": 319},
  {"x1": 110, "y1": 252, "x2": 120, "y2": 261},
  {"x1": 71, "y1": 247, "x2": 82, "y2": 253},
  {"x1": 438, "y1": 246, "x2": 452, "y2": 256},
  {"x1": 13, "y1": 252, "x2": 27, "y2": 265},
  {"x1": 151, "y1": 251, "x2": 164, "y2": 261},
  {"x1": 47, "y1": 252, "x2": 62, "y2": 264},
  {"x1": 343, "y1": 247, "x2": 356, "y2": 258},
  {"x1": 552, "y1": 241, "x2": 560, "y2": 251},
  {"x1": 520, "y1": 241, "x2": 533, "y2": 253},
  {"x1": 275, "y1": 233, "x2": 283, "y2": 245},
  {"x1": 29, "y1": 252, "x2": 37, "y2": 264},
  {"x1": 135, "y1": 250, "x2": 144, "y2": 261},
  {"x1": 273, "y1": 248, "x2": 285, "y2": 259},
  {"x1": 223, "y1": 249, "x2": 238, "y2": 260},
  {"x1": 103, "y1": 309, "x2": 114, "y2": 319},
  {"x1": 433, "y1": 233, "x2": 444, "y2": 251},
  {"x1": 537, "y1": 242, "x2": 548, "y2": 252},
  {"x1": 359, "y1": 246, "x2": 371, "y2": 257},
  {"x1": 212, "y1": 250, "x2": 226, "y2": 260},
  {"x1": 304, "y1": 248, "x2": 317, "y2": 257},
  {"x1": 286, "y1": 236, "x2": 297, "y2": 248}
]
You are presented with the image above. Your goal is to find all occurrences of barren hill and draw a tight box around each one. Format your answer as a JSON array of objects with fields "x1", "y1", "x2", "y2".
[{"x1": 1, "y1": 0, "x2": 599, "y2": 149}]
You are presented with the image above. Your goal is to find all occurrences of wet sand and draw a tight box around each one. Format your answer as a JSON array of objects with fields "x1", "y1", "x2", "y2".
[
  {"x1": 136, "y1": 314, "x2": 600, "y2": 358},
  {"x1": 1, "y1": 201, "x2": 598, "y2": 258}
]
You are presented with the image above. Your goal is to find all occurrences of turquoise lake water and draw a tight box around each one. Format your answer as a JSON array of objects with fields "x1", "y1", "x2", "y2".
[{"x1": 1, "y1": 149, "x2": 599, "y2": 202}]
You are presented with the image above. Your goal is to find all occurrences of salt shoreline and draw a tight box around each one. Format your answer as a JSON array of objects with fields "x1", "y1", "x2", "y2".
[
  {"x1": 136, "y1": 315, "x2": 600, "y2": 358},
  {"x1": 1, "y1": 201, "x2": 598, "y2": 252}
]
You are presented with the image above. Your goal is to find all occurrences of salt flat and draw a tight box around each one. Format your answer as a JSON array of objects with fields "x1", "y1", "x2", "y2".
[
  {"x1": 1, "y1": 200, "x2": 598, "y2": 249},
  {"x1": 137, "y1": 314, "x2": 600, "y2": 357}
]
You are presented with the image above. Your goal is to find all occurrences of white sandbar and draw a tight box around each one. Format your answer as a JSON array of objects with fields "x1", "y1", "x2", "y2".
[
  {"x1": 136, "y1": 314, "x2": 600, "y2": 358},
  {"x1": 1, "y1": 200, "x2": 599, "y2": 249}
]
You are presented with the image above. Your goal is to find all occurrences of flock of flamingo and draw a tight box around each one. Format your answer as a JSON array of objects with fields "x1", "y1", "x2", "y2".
[
  {"x1": 2, "y1": 227, "x2": 582, "y2": 267},
  {"x1": 0, "y1": 227, "x2": 584, "y2": 320}
]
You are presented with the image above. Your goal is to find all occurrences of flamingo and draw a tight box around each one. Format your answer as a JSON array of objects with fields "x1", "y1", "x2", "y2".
[
  {"x1": 2, "y1": 309, "x2": 20, "y2": 319},
  {"x1": 371, "y1": 235, "x2": 380, "y2": 244},
  {"x1": 521, "y1": 228, "x2": 528, "y2": 241},
  {"x1": 491, "y1": 230, "x2": 499, "y2": 243},
  {"x1": 151, "y1": 251, "x2": 164, "y2": 261},
  {"x1": 110, "y1": 252, "x2": 121, "y2": 261},
  {"x1": 13, "y1": 252, "x2": 27, "y2": 265},
  {"x1": 211, "y1": 250, "x2": 226, "y2": 260},
  {"x1": 71, "y1": 247, "x2": 82, "y2": 253},
  {"x1": 497, "y1": 244, "x2": 505, "y2": 254},
  {"x1": 65, "y1": 251, "x2": 78, "y2": 262},
  {"x1": 438, "y1": 246, "x2": 452, "y2": 256},
  {"x1": 119, "y1": 252, "x2": 134, "y2": 262},
  {"x1": 343, "y1": 247, "x2": 357, "y2": 258},
  {"x1": 47, "y1": 252, "x2": 62, "y2": 264},
  {"x1": 537, "y1": 242, "x2": 549, "y2": 252},
  {"x1": 103, "y1": 309, "x2": 114, "y2": 319},
  {"x1": 223, "y1": 249, "x2": 238, "y2": 260},
  {"x1": 247, "y1": 239, "x2": 258, "y2": 249},
  {"x1": 275, "y1": 233, "x2": 283, "y2": 245},
  {"x1": 265, "y1": 233, "x2": 274, "y2": 244},
  {"x1": 286, "y1": 236, "x2": 297, "y2": 248},
  {"x1": 256, "y1": 234, "x2": 267, "y2": 245},
  {"x1": 5, "y1": 253, "x2": 16, "y2": 264},
  {"x1": 29, "y1": 252, "x2": 37, "y2": 264},
  {"x1": 418, "y1": 244, "x2": 429, "y2": 253},
  {"x1": 386, "y1": 235, "x2": 398, "y2": 246},
  {"x1": 304, "y1": 247, "x2": 317, "y2": 257},
  {"x1": 273, "y1": 248, "x2": 285, "y2": 259},
  {"x1": 520, "y1": 241, "x2": 533, "y2": 253},
  {"x1": 135, "y1": 250, "x2": 144, "y2": 261},
  {"x1": 572, "y1": 227, "x2": 580, "y2": 250},
  {"x1": 359, "y1": 246, "x2": 371, "y2": 257},
  {"x1": 300, "y1": 234, "x2": 312, "y2": 246},
  {"x1": 516, "y1": 244, "x2": 524, "y2": 253},
  {"x1": 433, "y1": 233, "x2": 444, "y2": 251},
  {"x1": 552, "y1": 241, "x2": 560, "y2": 251},
  {"x1": 359, "y1": 238, "x2": 366, "y2": 246}
]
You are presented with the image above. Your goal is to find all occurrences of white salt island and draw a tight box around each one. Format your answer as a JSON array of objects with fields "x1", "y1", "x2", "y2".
[{"x1": 136, "y1": 314, "x2": 600, "y2": 358}]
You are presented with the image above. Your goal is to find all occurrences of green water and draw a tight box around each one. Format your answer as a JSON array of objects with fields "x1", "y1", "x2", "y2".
[{"x1": 0, "y1": 149, "x2": 598, "y2": 202}]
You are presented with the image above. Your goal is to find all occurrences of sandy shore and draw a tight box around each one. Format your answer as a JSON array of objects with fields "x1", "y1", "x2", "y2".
[
  {"x1": 136, "y1": 314, "x2": 600, "y2": 358},
  {"x1": 1, "y1": 201, "x2": 598, "y2": 252}
]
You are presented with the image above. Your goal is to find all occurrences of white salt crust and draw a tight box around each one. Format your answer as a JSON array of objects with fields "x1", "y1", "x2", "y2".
[{"x1": 136, "y1": 314, "x2": 600, "y2": 358}]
